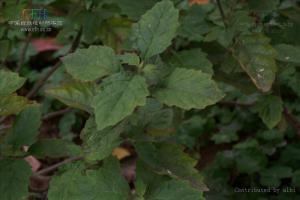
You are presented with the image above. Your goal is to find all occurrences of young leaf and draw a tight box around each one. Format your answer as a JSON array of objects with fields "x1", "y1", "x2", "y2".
[
  {"x1": 63, "y1": 46, "x2": 120, "y2": 81},
  {"x1": 131, "y1": 0, "x2": 179, "y2": 59},
  {"x1": 0, "y1": 70, "x2": 26, "y2": 96},
  {"x1": 0, "y1": 159, "x2": 31, "y2": 200},
  {"x1": 153, "y1": 68, "x2": 224, "y2": 110},
  {"x1": 255, "y1": 95, "x2": 283, "y2": 129},
  {"x1": 46, "y1": 81, "x2": 97, "y2": 113},
  {"x1": 235, "y1": 34, "x2": 277, "y2": 92},
  {"x1": 92, "y1": 73, "x2": 149, "y2": 130},
  {"x1": 48, "y1": 157, "x2": 130, "y2": 200},
  {"x1": 80, "y1": 117, "x2": 122, "y2": 162},
  {"x1": 275, "y1": 44, "x2": 300, "y2": 64}
]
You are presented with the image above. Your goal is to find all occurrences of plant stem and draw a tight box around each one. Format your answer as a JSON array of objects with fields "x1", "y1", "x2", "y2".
[
  {"x1": 34, "y1": 156, "x2": 83, "y2": 176},
  {"x1": 16, "y1": 33, "x2": 32, "y2": 72},
  {"x1": 42, "y1": 108, "x2": 72, "y2": 121},
  {"x1": 216, "y1": 0, "x2": 227, "y2": 27},
  {"x1": 26, "y1": 27, "x2": 82, "y2": 99}
]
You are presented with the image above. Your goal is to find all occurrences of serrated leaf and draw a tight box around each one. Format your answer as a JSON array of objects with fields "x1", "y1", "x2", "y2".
[
  {"x1": 4, "y1": 105, "x2": 41, "y2": 150},
  {"x1": 63, "y1": 46, "x2": 120, "y2": 81},
  {"x1": 48, "y1": 157, "x2": 130, "y2": 200},
  {"x1": 0, "y1": 159, "x2": 31, "y2": 200},
  {"x1": 46, "y1": 81, "x2": 97, "y2": 113},
  {"x1": 153, "y1": 68, "x2": 224, "y2": 110},
  {"x1": 92, "y1": 73, "x2": 149, "y2": 130},
  {"x1": 131, "y1": 0, "x2": 179, "y2": 59},
  {"x1": 118, "y1": 53, "x2": 140, "y2": 66},
  {"x1": 256, "y1": 95, "x2": 283, "y2": 129},
  {"x1": 275, "y1": 44, "x2": 300, "y2": 64},
  {"x1": 235, "y1": 34, "x2": 277, "y2": 92},
  {"x1": 28, "y1": 139, "x2": 81, "y2": 158},
  {"x1": 135, "y1": 142, "x2": 207, "y2": 191},
  {"x1": 168, "y1": 48, "x2": 213, "y2": 75},
  {"x1": 0, "y1": 95, "x2": 31, "y2": 116},
  {"x1": 0, "y1": 70, "x2": 26, "y2": 96},
  {"x1": 80, "y1": 117, "x2": 122, "y2": 162}
]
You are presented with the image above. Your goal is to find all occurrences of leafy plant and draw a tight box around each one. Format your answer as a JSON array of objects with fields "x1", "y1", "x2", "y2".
[{"x1": 0, "y1": 0, "x2": 300, "y2": 199}]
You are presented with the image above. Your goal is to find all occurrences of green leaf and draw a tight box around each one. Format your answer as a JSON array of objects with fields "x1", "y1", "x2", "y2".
[
  {"x1": 112, "y1": 0, "x2": 159, "y2": 20},
  {"x1": 275, "y1": 44, "x2": 300, "y2": 64},
  {"x1": 168, "y1": 48, "x2": 213, "y2": 75},
  {"x1": 118, "y1": 53, "x2": 140, "y2": 66},
  {"x1": 146, "y1": 180, "x2": 204, "y2": 200},
  {"x1": 292, "y1": 170, "x2": 300, "y2": 188},
  {"x1": 63, "y1": 46, "x2": 120, "y2": 81},
  {"x1": 135, "y1": 142, "x2": 207, "y2": 191},
  {"x1": 58, "y1": 111, "x2": 76, "y2": 139},
  {"x1": 46, "y1": 81, "x2": 97, "y2": 113},
  {"x1": 92, "y1": 73, "x2": 149, "y2": 130},
  {"x1": 0, "y1": 70, "x2": 26, "y2": 96},
  {"x1": 48, "y1": 157, "x2": 130, "y2": 200},
  {"x1": 178, "y1": 5, "x2": 210, "y2": 42},
  {"x1": 80, "y1": 117, "x2": 122, "y2": 162},
  {"x1": 132, "y1": 98, "x2": 173, "y2": 129},
  {"x1": 235, "y1": 148, "x2": 267, "y2": 174},
  {"x1": 248, "y1": 0, "x2": 279, "y2": 12},
  {"x1": 0, "y1": 95, "x2": 31, "y2": 116},
  {"x1": 28, "y1": 139, "x2": 81, "y2": 158},
  {"x1": 260, "y1": 166, "x2": 293, "y2": 187},
  {"x1": 4, "y1": 105, "x2": 41, "y2": 150},
  {"x1": 255, "y1": 95, "x2": 283, "y2": 129},
  {"x1": 136, "y1": 160, "x2": 205, "y2": 200},
  {"x1": 131, "y1": 0, "x2": 179, "y2": 59},
  {"x1": 211, "y1": 132, "x2": 238, "y2": 144},
  {"x1": 235, "y1": 34, "x2": 277, "y2": 92},
  {"x1": 153, "y1": 68, "x2": 224, "y2": 110},
  {"x1": 0, "y1": 159, "x2": 31, "y2": 200},
  {"x1": 0, "y1": 40, "x2": 11, "y2": 61}
]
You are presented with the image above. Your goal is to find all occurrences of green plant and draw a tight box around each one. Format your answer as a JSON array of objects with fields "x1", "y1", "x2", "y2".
[{"x1": 0, "y1": 0, "x2": 300, "y2": 199}]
